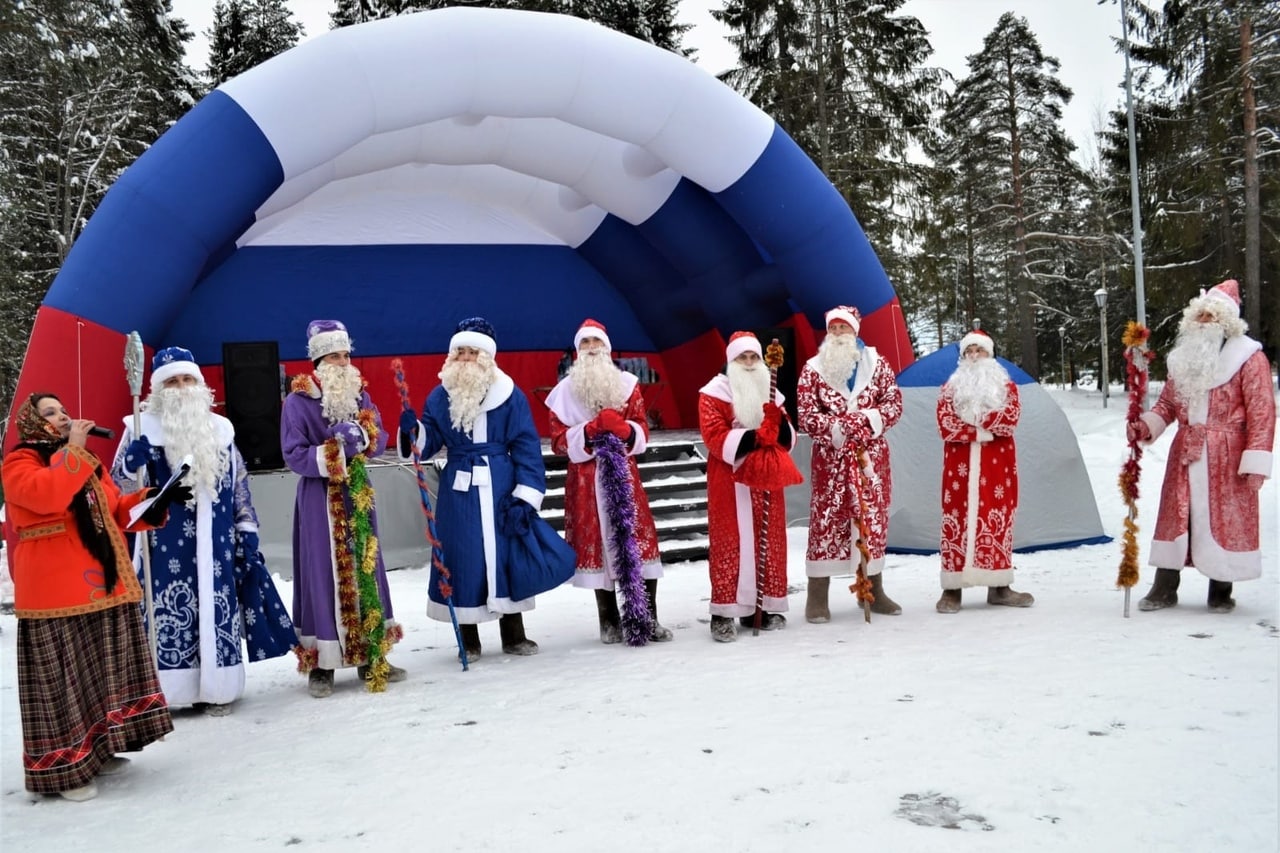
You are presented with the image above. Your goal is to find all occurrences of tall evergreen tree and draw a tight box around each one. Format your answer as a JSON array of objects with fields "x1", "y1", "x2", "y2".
[
  {"x1": 208, "y1": 0, "x2": 304, "y2": 86},
  {"x1": 714, "y1": 0, "x2": 940, "y2": 290},
  {"x1": 0, "y1": 0, "x2": 197, "y2": 420},
  {"x1": 935, "y1": 13, "x2": 1082, "y2": 376}
]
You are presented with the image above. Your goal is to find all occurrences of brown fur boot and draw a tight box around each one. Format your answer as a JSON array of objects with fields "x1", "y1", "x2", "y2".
[
  {"x1": 1138, "y1": 568, "x2": 1180, "y2": 612},
  {"x1": 869, "y1": 573, "x2": 902, "y2": 615},
  {"x1": 805, "y1": 576, "x2": 831, "y2": 623},
  {"x1": 935, "y1": 589, "x2": 962, "y2": 614},
  {"x1": 987, "y1": 586, "x2": 1035, "y2": 607}
]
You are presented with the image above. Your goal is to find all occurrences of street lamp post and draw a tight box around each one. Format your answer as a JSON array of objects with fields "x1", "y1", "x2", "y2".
[
  {"x1": 1058, "y1": 326, "x2": 1067, "y2": 390},
  {"x1": 1094, "y1": 288, "x2": 1109, "y2": 408}
]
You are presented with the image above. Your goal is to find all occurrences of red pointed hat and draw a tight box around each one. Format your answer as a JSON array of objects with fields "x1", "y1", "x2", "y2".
[
  {"x1": 959, "y1": 328, "x2": 994, "y2": 356},
  {"x1": 726, "y1": 330, "x2": 762, "y2": 362},
  {"x1": 574, "y1": 318, "x2": 611, "y2": 352},
  {"x1": 1205, "y1": 279, "x2": 1240, "y2": 308},
  {"x1": 824, "y1": 305, "x2": 861, "y2": 334}
]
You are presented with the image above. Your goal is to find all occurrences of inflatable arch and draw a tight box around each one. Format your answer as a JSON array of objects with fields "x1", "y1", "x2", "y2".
[{"x1": 8, "y1": 7, "x2": 912, "y2": 448}]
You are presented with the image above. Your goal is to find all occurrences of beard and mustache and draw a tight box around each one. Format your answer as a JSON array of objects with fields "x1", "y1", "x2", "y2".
[
  {"x1": 439, "y1": 351, "x2": 497, "y2": 433},
  {"x1": 1166, "y1": 318, "x2": 1225, "y2": 408},
  {"x1": 145, "y1": 383, "x2": 229, "y2": 498},
  {"x1": 947, "y1": 357, "x2": 1010, "y2": 426},
  {"x1": 567, "y1": 349, "x2": 627, "y2": 414},
  {"x1": 817, "y1": 333, "x2": 861, "y2": 389},
  {"x1": 727, "y1": 360, "x2": 771, "y2": 429},
  {"x1": 315, "y1": 362, "x2": 365, "y2": 424}
]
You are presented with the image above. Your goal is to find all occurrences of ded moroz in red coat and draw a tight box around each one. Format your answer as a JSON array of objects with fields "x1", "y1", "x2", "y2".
[
  {"x1": 796, "y1": 345, "x2": 902, "y2": 577},
  {"x1": 936, "y1": 379, "x2": 1021, "y2": 588},
  {"x1": 1137, "y1": 337, "x2": 1274, "y2": 582},
  {"x1": 698, "y1": 375, "x2": 797, "y2": 617},
  {"x1": 544, "y1": 372, "x2": 662, "y2": 587}
]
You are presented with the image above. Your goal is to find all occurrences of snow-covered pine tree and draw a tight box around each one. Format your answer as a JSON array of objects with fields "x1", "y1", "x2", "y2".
[
  {"x1": 0, "y1": 0, "x2": 196, "y2": 418},
  {"x1": 209, "y1": 0, "x2": 304, "y2": 86},
  {"x1": 938, "y1": 12, "x2": 1081, "y2": 377}
]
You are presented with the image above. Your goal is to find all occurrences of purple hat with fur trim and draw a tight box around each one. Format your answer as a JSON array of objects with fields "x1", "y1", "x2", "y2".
[{"x1": 307, "y1": 320, "x2": 353, "y2": 360}]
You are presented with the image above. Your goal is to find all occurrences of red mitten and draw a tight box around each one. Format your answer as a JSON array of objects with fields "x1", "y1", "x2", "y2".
[
  {"x1": 584, "y1": 416, "x2": 605, "y2": 440},
  {"x1": 757, "y1": 402, "x2": 782, "y2": 447},
  {"x1": 597, "y1": 408, "x2": 631, "y2": 440},
  {"x1": 1126, "y1": 419, "x2": 1150, "y2": 444}
]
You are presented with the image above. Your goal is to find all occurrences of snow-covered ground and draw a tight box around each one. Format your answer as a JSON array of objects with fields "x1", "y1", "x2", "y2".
[{"x1": 2, "y1": 386, "x2": 1276, "y2": 851}]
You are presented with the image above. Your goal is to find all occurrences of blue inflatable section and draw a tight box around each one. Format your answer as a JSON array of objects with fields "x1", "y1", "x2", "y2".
[
  {"x1": 897, "y1": 344, "x2": 1035, "y2": 387},
  {"x1": 44, "y1": 92, "x2": 282, "y2": 341}
]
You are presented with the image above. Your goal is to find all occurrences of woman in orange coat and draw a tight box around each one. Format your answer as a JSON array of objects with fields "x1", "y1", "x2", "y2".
[{"x1": 3, "y1": 393, "x2": 186, "y2": 801}]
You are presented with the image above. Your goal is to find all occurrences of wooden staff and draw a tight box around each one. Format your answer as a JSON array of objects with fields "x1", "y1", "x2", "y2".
[{"x1": 751, "y1": 339, "x2": 784, "y2": 636}]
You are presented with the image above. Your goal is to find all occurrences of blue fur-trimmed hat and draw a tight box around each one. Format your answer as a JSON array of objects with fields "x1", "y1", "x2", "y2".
[
  {"x1": 150, "y1": 346, "x2": 204, "y2": 391},
  {"x1": 449, "y1": 317, "x2": 497, "y2": 356}
]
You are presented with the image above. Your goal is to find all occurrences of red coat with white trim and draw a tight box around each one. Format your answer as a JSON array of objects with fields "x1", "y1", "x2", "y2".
[
  {"x1": 1138, "y1": 340, "x2": 1274, "y2": 581},
  {"x1": 936, "y1": 380, "x2": 1020, "y2": 587},
  {"x1": 698, "y1": 375, "x2": 797, "y2": 617}
]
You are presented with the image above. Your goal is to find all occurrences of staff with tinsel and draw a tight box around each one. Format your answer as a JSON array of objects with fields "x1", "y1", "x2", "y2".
[
  {"x1": 391, "y1": 360, "x2": 469, "y2": 668},
  {"x1": 733, "y1": 338, "x2": 804, "y2": 635},
  {"x1": 318, "y1": 400, "x2": 395, "y2": 691},
  {"x1": 1117, "y1": 322, "x2": 1155, "y2": 617},
  {"x1": 846, "y1": 447, "x2": 877, "y2": 623}
]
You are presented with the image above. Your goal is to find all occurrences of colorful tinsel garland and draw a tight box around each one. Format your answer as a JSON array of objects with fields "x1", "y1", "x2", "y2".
[
  {"x1": 1117, "y1": 321, "x2": 1154, "y2": 591},
  {"x1": 593, "y1": 431, "x2": 654, "y2": 645}
]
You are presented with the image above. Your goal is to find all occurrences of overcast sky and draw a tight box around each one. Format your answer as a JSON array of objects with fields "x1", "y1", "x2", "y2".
[{"x1": 169, "y1": 0, "x2": 1130, "y2": 158}]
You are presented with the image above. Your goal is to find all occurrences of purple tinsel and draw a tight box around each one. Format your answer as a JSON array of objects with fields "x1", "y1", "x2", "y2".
[{"x1": 593, "y1": 432, "x2": 654, "y2": 646}]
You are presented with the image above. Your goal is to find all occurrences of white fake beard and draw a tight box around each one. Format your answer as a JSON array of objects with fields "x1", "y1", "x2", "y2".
[
  {"x1": 727, "y1": 361, "x2": 770, "y2": 429},
  {"x1": 817, "y1": 334, "x2": 861, "y2": 390},
  {"x1": 147, "y1": 384, "x2": 228, "y2": 498},
  {"x1": 948, "y1": 357, "x2": 1009, "y2": 426},
  {"x1": 1166, "y1": 319, "x2": 1224, "y2": 407},
  {"x1": 568, "y1": 350, "x2": 627, "y2": 414},
  {"x1": 439, "y1": 352, "x2": 496, "y2": 434},
  {"x1": 315, "y1": 362, "x2": 364, "y2": 424}
]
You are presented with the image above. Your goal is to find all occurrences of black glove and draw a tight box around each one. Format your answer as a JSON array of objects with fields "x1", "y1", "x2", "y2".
[{"x1": 141, "y1": 482, "x2": 194, "y2": 526}]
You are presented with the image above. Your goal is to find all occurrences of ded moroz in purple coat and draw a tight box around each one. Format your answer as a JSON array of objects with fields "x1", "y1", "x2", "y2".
[{"x1": 281, "y1": 376, "x2": 398, "y2": 670}]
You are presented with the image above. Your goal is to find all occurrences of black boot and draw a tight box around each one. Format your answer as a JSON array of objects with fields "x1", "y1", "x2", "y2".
[
  {"x1": 499, "y1": 613, "x2": 539, "y2": 656},
  {"x1": 595, "y1": 590, "x2": 622, "y2": 644},
  {"x1": 459, "y1": 623, "x2": 482, "y2": 661},
  {"x1": 1138, "y1": 568, "x2": 1181, "y2": 611},
  {"x1": 645, "y1": 579, "x2": 673, "y2": 642},
  {"x1": 1207, "y1": 580, "x2": 1235, "y2": 613}
]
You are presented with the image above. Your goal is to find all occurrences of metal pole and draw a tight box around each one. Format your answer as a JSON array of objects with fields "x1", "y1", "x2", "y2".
[
  {"x1": 1120, "y1": 0, "x2": 1147, "y2": 326},
  {"x1": 1058, "y1": 326, "x2": 1067, "y2": 390},
  {"x1": 1100, "y1": 303, "x2": 1109, "y2": 408}
]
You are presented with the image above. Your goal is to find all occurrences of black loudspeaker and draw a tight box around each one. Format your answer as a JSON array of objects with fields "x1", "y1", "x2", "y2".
[{"x1": 222, "y1": 341, "x2": 284, "y2": 471}]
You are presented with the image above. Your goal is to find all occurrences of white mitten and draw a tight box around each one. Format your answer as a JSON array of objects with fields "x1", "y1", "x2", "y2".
[{"x1": 831, "y1": 420, "x2": 846, "y2": 450}]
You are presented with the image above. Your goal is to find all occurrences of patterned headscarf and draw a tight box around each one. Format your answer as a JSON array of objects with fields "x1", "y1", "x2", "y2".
[
  {"x1": 15, "y1": 393, "x2": 65, "y2": 447},
  {"x1": 14, "y1": 393, "x2": 121, "y2": 593}
]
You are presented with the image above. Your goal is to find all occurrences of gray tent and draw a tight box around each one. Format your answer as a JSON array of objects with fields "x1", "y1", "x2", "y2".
[{"x1": 885, "y1": 344, "x2": 1109, "y2": 554}]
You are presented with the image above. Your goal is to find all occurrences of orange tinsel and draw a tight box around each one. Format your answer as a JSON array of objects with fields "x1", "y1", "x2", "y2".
[
  {"x1": 1116, "y1": 321, "x2": 1154, "y2": 591},
  {"x1": 845, "y1": 447, "x2": 876, "y2": 622}
]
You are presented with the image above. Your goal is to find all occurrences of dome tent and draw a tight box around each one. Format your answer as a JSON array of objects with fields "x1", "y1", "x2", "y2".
[
  {"x1": 7, "y1": 7, "x2": 913, "y2": 446},
  {"x1": 885, "y1": 344, "x2": 1109, "y2": 555}
]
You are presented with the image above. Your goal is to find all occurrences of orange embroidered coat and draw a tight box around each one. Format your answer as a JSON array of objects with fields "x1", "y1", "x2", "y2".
[{"x1": 2, "y1": 444, "x2": 155, "y2": 618}]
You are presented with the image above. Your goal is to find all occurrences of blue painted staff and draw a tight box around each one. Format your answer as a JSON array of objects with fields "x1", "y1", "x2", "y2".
[{"x1": 390, "y1": 359, "x2": 468, "y2": 670}]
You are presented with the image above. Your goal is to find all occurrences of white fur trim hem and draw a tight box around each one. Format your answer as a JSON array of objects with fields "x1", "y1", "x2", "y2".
[
  {"x1": 940, "y1": 567, "x2": 1013, "y2": 589},
  {"x1": 806, "y1": 558, "x2": 884, "y2": 577}
]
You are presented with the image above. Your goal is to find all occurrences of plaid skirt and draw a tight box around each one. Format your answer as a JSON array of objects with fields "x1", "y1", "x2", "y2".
[{"x1": 17, "y1": 603, "x2": 174, "y2": 794}]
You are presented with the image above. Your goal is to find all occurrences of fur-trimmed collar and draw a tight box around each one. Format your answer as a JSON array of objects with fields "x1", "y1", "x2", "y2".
[{"x1": 1212, "y1": 335, "x2": 1263, "y2": 388}]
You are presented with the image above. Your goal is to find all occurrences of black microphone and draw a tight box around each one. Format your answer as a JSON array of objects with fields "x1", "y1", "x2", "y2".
[{"x1": 88, "y1": 425, "x2": 116, "y2": 440}]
